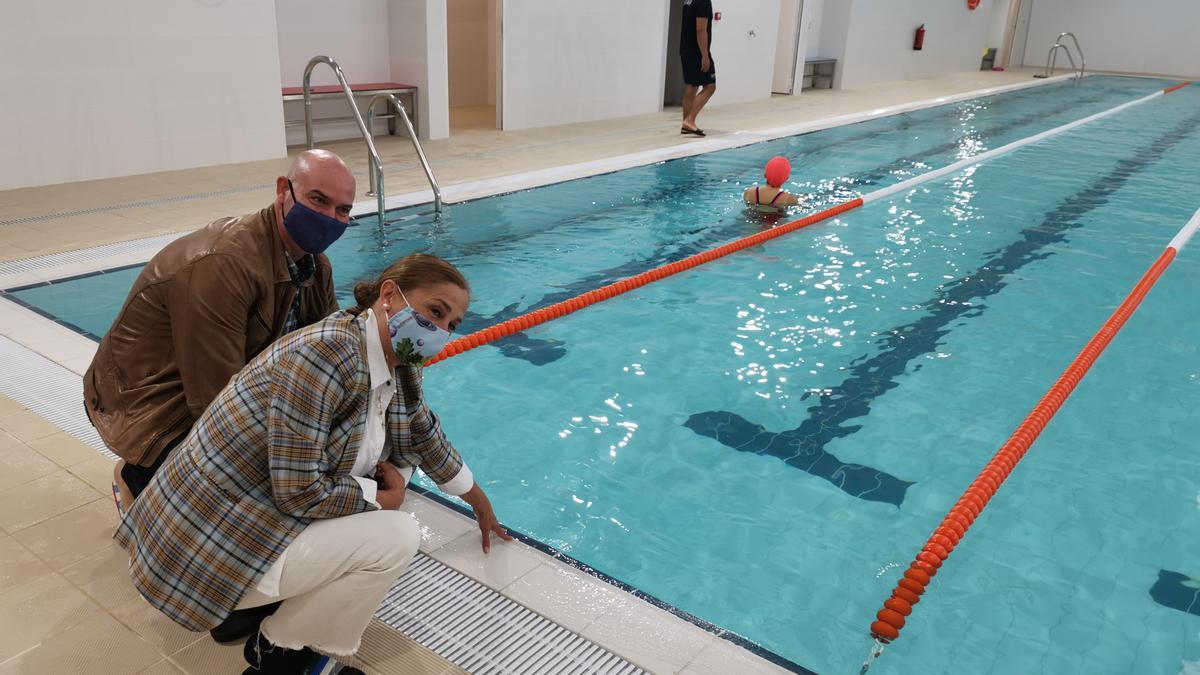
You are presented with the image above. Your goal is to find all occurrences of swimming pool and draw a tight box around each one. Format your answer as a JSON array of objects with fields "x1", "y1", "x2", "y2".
[{"x1": 8, "y1": 76, "x2": 1200, "y2": 674}]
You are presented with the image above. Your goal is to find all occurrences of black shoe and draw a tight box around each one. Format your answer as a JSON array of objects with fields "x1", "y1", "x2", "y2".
[
  {"x1": 213, "y1": 602, "x2": 282, "y2": 644},
  {"x1": 242, "y1": 630, "x2": 321, "y2": 674}
]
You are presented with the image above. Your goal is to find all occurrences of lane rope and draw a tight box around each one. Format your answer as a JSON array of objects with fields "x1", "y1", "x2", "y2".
[
  {"x1": 429, "y1": 83, "x2": 1187, "y2": 366},
  {"x1": 863, "y1": 203, "x2": 1200, "y2": 671}
]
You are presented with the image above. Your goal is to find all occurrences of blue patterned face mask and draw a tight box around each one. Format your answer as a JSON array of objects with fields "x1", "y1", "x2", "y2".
[
  {"x1": 387, "y1": 290, "x2": 452, "y2": 366},
  {"x1": 282, "y1": 180, "x2": 348, "y2": 254}
]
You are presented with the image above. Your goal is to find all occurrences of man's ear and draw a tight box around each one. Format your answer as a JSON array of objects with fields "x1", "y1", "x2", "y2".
[{"x1": 274, "y1": 176, "x2": 290, "y2": 206}]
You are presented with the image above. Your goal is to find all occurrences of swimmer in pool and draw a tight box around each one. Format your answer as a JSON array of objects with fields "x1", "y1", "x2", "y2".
[{"x1": 743, "y1": 156, "x2": 801, "y2": 213}]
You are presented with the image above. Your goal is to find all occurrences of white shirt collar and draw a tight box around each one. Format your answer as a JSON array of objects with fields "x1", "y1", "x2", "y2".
[{"x1": 362, "y1": 308, "x2": 395, "y2": 391}]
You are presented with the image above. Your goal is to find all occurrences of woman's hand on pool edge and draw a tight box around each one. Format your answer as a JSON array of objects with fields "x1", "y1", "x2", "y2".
[
  {"x1": 461, "y1": 483, "x2": 512, "y2": 554},
  {"x1": 375, "y1": 461, "x2": 407, "y2": 510}
]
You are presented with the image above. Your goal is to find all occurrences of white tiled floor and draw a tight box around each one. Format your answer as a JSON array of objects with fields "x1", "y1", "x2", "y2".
[
  {"x1": 0, "y1": 397, "x2": 470, "y2": 675},
  {"x1": 582, "y1": 600, "x2": 718, "y2": 675},
  {"x1": 501, "y1": 561, "x2": 615, "y2": 634},
  {"x1": 429, "y1": 530, "x2": 546, "y2": 590}
]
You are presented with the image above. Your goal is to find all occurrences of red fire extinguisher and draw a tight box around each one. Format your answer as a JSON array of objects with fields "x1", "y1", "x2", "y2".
[{"x1": 913, "y1": 24, "x2": 925, "y2": 51}]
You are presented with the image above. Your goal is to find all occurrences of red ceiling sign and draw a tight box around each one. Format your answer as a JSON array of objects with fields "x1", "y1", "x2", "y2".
[{"x1": 967, "y1": 0, "x2": 981, "y2": 8}]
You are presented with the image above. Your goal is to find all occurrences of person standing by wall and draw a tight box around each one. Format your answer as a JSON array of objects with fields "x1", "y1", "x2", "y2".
[{"x1": 680, "y1": 0, "x2": 716, "y2": 136}]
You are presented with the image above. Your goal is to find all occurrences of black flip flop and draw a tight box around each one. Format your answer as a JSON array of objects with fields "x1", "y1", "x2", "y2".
[{"x1": 680, "y1": 127, "x2": 706, "y2": 137}]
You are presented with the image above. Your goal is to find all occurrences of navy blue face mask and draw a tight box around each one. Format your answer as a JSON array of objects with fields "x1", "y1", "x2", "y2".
[{"x1": 283, "y1": 180, "x2": 348, "y2": 255}]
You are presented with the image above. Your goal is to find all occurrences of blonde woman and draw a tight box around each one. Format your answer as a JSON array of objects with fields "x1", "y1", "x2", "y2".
[{"x1": 116, "y1": 254, "x2": 510, "y2": 673}]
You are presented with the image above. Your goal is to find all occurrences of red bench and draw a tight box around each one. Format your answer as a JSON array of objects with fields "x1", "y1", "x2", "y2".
[{"x1": 282, "y1": 82, "x2": 418, "y2": 137}]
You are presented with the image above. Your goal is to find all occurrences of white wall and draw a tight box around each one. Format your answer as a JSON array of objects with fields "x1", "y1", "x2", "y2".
[
  {"x1": 816, "y1": 0, "x2": 853, "y2": 85},
  {"x1": 275, "y1": 0, "x2": 449, "y2": 142},
  {"x1": 823, "y1": 0, "x2": 994, "y2": 89},
  {"x1": 772, "y1": 0, "x2": 803, "y2": 93},
  {"x1": 0, "y1": 0, "x2": 285, "y2": 191},
  {"x1": 706, "y1": 0, "x2": 782, "y2": 106},
  {"x1": 802, "y1": 0, "x2": 827, "y2": 60},
  {"x1": 389, "y1": 0, "x2": 451, "y2": 140},
  {"x1": 502, "y1": 0, "x2": 669, "y2": 131},
  {"x1": 987, "y1": 0, "x2": 1012, "y2": 51},
  {"x1": 487, "y1": 0, "x2": 498, "y2": 106},
  {"x1": 665, "y1": 1, "x2": 685, "y2": 106},
  {"x1": 448, "y1": 0, "x2": 490, "y2": 107},
  {"x1": 275, "y1": 0, "x2": 391, "y2": 87},
  {"x1": 1023, "y1": 0, "x2": 1200, "y2": 77},
  {"x1": 276, "y1": 0, "x2": 394, "y2": 146}
]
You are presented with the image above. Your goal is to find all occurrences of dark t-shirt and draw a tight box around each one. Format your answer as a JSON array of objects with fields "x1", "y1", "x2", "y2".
[{"x1": 680, "y1": 0, "x2": 713, "y2": 57}]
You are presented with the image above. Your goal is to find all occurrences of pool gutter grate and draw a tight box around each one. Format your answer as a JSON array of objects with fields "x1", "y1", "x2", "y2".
[
  {"x1": 0, "y1": 334, "x2": 114, "y2": 459},
  {"x1": 0, "y1": 232, "x2": 186, "y2": 289},
  {"x1": 380, "y1": 554, "x2": 646, "y2": 674}
]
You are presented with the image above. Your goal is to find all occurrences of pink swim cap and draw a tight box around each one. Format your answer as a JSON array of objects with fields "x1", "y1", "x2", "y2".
[{"x1": 764, "y1": 156, "x2": 791, "y2": 187}]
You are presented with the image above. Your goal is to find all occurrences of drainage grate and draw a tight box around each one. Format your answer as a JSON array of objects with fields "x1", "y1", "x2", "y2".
[
  {"x1": 0, "y1": 335, "x2": 114, "y2": 459},
  {"x1": 0, "y1": 232, "x2": 184, "y2": 284},
  {"x1": 0, "y1": 331, "x2": 646, "y2": 674},
  {"x1": 380, "y1": 553, "x2": 645, "y2": 675}
]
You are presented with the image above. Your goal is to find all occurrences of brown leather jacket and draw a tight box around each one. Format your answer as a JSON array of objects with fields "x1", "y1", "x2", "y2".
[{"x1": 83, "y1": 206, "x2": 338, "y2": 466}]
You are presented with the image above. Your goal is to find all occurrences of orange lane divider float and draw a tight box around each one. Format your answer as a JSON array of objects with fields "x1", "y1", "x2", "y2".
[
  {"x1": 1163, "y1": 81, "x2": 1191, "y2": 94},
  {"x1": 426, "y1": 197, "x2": 865, "y2": 365},
  {"x1": 429, "y1": 84, "x2": 1188, "y2": 368},
  {"x1": 865, "y1": 202, "x2": 1200, "y2": 670}
]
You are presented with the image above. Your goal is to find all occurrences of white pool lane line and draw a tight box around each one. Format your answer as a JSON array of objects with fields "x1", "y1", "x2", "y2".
[
  {"x1": 365, "y1": 74, "x2": 1079, "y2": 215},
  {"x1": 860, "y1": 88, "x2": 1168, "y2": 205}
]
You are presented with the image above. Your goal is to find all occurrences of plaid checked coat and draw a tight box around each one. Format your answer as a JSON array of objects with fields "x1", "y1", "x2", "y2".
[{"x1": 114, "y1": 309, "x2": 467, "y2": 631}]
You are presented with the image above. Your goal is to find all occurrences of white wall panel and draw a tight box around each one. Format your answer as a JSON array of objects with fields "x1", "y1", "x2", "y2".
[
  {"x1": 501, "y1": 0, "x2": 670, "y2": 130},
  {"x1": 1024, "y1": 0, "x2": 1200, "y2": 77},
  {"x1": 275, "y1": 0, "x2": 391, "y2": 86},
  {"x1": 0, "y1": 0, "x2": 285, "y2": 190}
]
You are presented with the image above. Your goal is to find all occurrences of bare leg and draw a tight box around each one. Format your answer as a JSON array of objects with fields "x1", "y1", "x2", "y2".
[
  {"x1": 682, "y1": 85, "x2": 698, "y2": 129},
  {"x1": 684, "y1": 84, "x2": 716, "y2": 129}
]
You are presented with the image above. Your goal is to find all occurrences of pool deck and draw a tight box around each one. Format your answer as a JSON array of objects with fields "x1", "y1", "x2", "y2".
[
  {"x1": 0, "y1": 66, "x2": 1075, "y2": 675},
  {"x1": 0, "y1": 68, "x2": 1056, "y2": 263}
]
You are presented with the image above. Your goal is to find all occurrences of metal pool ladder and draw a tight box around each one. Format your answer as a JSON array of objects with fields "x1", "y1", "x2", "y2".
[
  {"x1": 301, "y1": 55, "x2": 443, "y2": 218},
  {"x1": 1033, "y1": 32, "x2": 1086, "y2": 82}
]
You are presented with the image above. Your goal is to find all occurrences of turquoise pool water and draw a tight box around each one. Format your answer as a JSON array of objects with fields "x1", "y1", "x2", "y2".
[{"x1": 8, "y1": 76, "x2": 1200, "y2": 674}]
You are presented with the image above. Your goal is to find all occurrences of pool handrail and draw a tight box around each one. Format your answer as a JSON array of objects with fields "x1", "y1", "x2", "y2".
[
  {"x1": 302, "y1": 56, "x2": 388, "y2": 220},
  {"x1": 1034, "y1": 32, "x2": 1085, "y2": 82},
  {"x1": 365, "y1": 93, "x2": 442, "y2": 213},
  {"x1": 1057, "y1": 32, "x2": 1086, "y2": 80},
  {"x1": 1037, "y1": 43, "x2": 1079, "y2": 81},
  {"x1": 302, "y1": 55, "x2": 443, "y2": 221}
]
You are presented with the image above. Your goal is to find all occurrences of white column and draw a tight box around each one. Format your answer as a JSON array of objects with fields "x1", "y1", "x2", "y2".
[{"x1": 388, "y1": 0, "x2": 450, "y2": 140}]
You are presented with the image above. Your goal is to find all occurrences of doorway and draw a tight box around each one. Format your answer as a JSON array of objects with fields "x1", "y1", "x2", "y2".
[
  {"x1": 1002, "y1": 0, "x2": 1035, "y2": 70},
  {"x1": 771, "y1": 0, "x2": 804, "y2": 94},
  {"x1": 664, "y1": 1, "x2": 685, "y2": 107},
  {"x1": 447, "y1": 0, "x2": 500, "y2": 132}
]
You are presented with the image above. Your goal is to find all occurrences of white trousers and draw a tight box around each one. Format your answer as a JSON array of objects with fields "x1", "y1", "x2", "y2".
[{"x1": 235, "y1": 509, "x2": 420, "y2": 656}]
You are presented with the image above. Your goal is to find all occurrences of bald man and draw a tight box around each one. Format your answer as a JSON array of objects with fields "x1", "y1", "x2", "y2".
[{"x1": 86, "y1": 149, "x2": 356, "y2": 509}]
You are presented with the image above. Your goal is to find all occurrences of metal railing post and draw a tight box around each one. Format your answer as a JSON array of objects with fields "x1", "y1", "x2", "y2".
[
  {"x1": 301, "y1": 55, "x2": 389, "y2": 222},
  {"x1": 365, "y1": 93, "x2": 442, "y2": 213},
  {"x1": 302, "y1": 56, "x2": 441, "y2": 219},
  {"x1": 1057, "y1": 32, "x2": 1086, "y2": 80}
]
